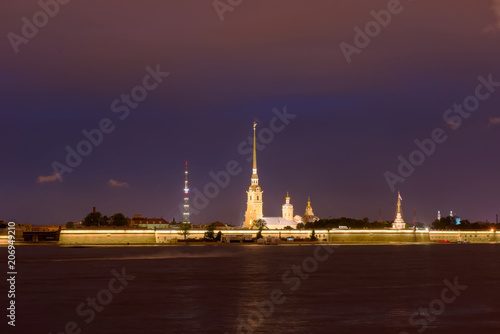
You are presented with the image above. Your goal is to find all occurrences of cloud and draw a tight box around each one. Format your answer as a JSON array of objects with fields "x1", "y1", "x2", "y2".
[
  {"x1": 108, "y1": 179, "x2": 130, "y2": 188},
  {"x1": 36, "y1": 173, "x2": 60, "y2": 183},
  {"x1": 488, "y1": 116, "x2": 500, "y2": 125},
  {"x1": 485, "y1": 0, "x2": 500, "y2": 32}
]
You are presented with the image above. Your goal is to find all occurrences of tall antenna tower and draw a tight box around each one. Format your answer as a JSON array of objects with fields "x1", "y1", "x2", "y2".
[
  {"x1": 183, "y1": 161, "x2": 190, "y2": 224},
  {"x1": 413, "y1": 208, "x2": 417, "y2": 224},
  {"x1": 378, "y1": 207, "x2": 382, "y2": 223}
]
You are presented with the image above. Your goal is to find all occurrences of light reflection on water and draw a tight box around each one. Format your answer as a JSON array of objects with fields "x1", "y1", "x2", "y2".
[{"x1": 10, "y1": 244, "x2": 500, "y2": 334}]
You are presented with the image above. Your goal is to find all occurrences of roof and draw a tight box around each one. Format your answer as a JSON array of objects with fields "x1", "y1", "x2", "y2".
[{"x1": 262, "y1": 217, "x2": 296, "y2": 229}]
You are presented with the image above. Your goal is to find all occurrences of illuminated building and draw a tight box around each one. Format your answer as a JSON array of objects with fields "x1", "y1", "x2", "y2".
[
  {"x1": 243, "y1": 123, "x2": 263, "y2": 228},
  {"x1": 242, "y1": 123, "x2": 316, "y2": 229},
  {"x1": 282, "y1": 193, "x2": 294, "y2": 220},
  {"x1": 302, "y1": 197, "x2": 319, "y2": 224}
]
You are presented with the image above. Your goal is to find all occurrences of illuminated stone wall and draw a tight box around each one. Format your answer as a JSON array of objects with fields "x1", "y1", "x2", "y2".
[
  {"x1": 59, "y1": 229, "x2": 498, "y2": 244},
  {"x1": 59, "y1": 230, "x2": 156, "y2": 244}
]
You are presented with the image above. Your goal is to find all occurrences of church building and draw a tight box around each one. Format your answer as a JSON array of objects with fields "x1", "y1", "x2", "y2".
[
  {"x1": 302, "y1": 197, "x2": 319, "y2": 224},
  {"x1": 242, "y1": 123, "x2": 317, "y2": 230}
]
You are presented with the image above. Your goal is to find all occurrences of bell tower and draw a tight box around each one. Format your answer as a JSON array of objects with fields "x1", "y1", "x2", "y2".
[
  {"x1": 243, "y1": 122, "x2": 263, "y2": 228},
  {"x1": 282, "y1": 192, "x2": 294, "y2": 220}
]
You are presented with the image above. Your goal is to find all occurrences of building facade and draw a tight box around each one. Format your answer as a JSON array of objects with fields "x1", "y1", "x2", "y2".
[{"x1": 282, "y1": 193, "x2": 294, "y2": 220}]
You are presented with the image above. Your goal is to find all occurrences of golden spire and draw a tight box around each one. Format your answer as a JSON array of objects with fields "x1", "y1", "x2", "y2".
[
  {"x1": 250, "y1": 122, "x2": 259, "y2": 186},
  {"x1": 253, "y1": 122, "x2": 257, "y2": 172}
]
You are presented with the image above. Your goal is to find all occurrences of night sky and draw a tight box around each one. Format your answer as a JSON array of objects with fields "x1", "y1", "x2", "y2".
[{"x1": 2, "y1": 0, "x2": 500, "y2": 226}]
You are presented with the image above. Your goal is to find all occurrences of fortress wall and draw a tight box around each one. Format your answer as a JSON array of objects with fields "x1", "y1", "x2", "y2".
[
  {"x1": 429, "y1": 231, "x2": 496, "y2": 243},
  {"x1": 58, "y1": 229, "x2": 498, "y2": 244},
  {"x1": 328, "y1": 231, "x2": 430, "y2": 244},
  {"x1": 59, "y1": 230, "x2": 156, "y2": 244}
]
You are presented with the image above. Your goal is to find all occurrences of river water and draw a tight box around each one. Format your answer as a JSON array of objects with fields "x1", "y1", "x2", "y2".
[{"x1": 3, "y1": 244, "x2": 500, "y2": 334}]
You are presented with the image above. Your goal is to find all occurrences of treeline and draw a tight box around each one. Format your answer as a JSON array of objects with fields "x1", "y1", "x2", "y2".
[
  {"x1": 431, "y1": 217, "x2": 499, "y2": 231},
  {"x1": 66, "y1": 211, "x2": 129, "y2": 228},
  {"x1": 299, "y1": 218, "x2": 394, "y2": 230}
]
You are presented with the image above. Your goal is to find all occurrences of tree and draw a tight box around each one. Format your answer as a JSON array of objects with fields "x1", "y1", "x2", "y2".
[
  {"x1": 432, "y1": 216, "x2": 457, "y2": 230},
  {"x1": 83, "y1": 212, "x2": 103, "y2": 227},
  {"x1": 66, "y1": 222, "x2": 75, "y2": 229},
  {"x1": 178, "y1": 222, "x2": 191, "y2": 242},
  {"x1": 254, "y1": 219, "x2": 266, "y2": 239},
  {"x1": 296, "y1": 223, "x2": 305, "y2": 230},
  {"x1": 253, "y1": 219, "x2": 267, "y2": 230},
  {"x1": 215, "y1": 231, "x2": 222, "y2": 242},
  {"x1": 310, "y1": 230, "x2": 317, "y2": 241},
  {"x1": 23, "y1": 223, "x2": 33, "y2": 231},
  {"x1": 283, "y1": 226, "x2": 293, "y2": 230},
  {"x1": 110, "y1": 213, "x2": 129, "y2": 227},
  {"x1": 82, "y1": 211, "x2": 110, "y2": 227},
  {"x1": 101, "y1": 215, "x2": 110, "y2": 227},
  {"x1": 204, "y1": 223, "x2": 216, "y2": 241},
  {"x1": 304, "y1": 222, "x2": 315, "y2": 229}
]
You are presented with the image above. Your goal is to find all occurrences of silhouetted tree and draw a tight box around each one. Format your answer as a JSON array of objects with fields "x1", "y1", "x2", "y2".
[
  {"x1": 253, "y1": 219, "x2": 266, "y2": 239},
  {"x1": 178, "y1": 222, "x2": 191, "y2": 241},
  {"x1": 204, "y1": 223, "x2": 216, "y2": 241},
  {"x1": 83, "y1": 212, "x2": 103, "y2": 227},
  {"x1": 110, "y1": 213, "x2": 129, "y2": 227}
]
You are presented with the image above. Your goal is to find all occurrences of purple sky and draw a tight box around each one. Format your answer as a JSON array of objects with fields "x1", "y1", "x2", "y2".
[{"x1": 2, "y1": 0, "x2": 500, "y2": 225}]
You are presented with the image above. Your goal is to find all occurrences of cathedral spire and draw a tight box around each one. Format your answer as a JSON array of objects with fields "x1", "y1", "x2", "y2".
[
  {"x1": 244, "y1": 122, "x2": 263, "y2": 228},
  {"x1": 253, "y1": 122, "x2": 257, "y2": 174},
  {"x1": 251, "y1": 122, "x2": 259, "y2": 186}
]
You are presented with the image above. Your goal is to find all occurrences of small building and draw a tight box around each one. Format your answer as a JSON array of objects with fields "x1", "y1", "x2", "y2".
[
  {"x1": 128, "y1": 215, "x2": 172, "y2": 229},
  {"x1": 32, "y1": 225, "x2": 62, "y2": 232}
]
